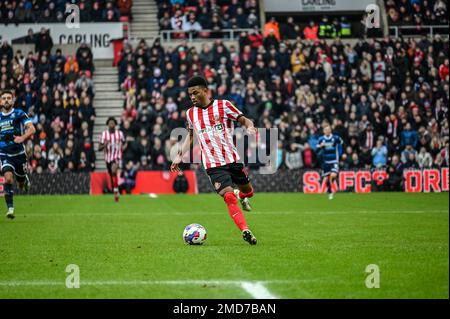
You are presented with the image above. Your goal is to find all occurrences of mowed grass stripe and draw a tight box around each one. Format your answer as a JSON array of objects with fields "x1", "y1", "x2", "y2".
[
  {"x1": 0, "y1": 193, "x2": 447, "y2": 298},
  {"x1": 19, "y1": 210, "x2": 449, "y2": 217}
]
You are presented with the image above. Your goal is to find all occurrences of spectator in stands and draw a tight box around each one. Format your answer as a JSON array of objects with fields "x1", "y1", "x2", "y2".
[
  {"x1": 371, "y1": 139, "x2": 388, "y2": 168},
  {"x1": 35, "y1": 28, "x2": 53, "y2": 55},
  {"x1": 103, "y1": 0, "x2": 120, "y2": 21},
  {"x1": 303, "y1": 21, "x2": 319, "y2": 40},
  {"x1": 159, "y1": 10, "x2": 172, "y2": 30},
  {"x1": 439, "y1": 58, "x2": 449, "y2": 81},
  {"x1": 264, "y1": 17, "x2": 281, "y2": 42},
  {"x1": 417, "y1": 146, "x2": 433, "y2": 168},
  {"x1": 76, "y1": 43, "x2": 95, "y2": 74},
  {"x1": 0, "y1": 41, "x2": 13, "y2": 61},
  {"x1": 115, "y1": 34, "x2": 449, "y2": 175},
  {"x1": 401, "y1": 145, "x2": 418, "y2": 164},
  {"x1": 119, "y1": 160, "x2": 138, "y2": 194},
  {"x1": 281, "y1": 17, "x2": 297, "y2": 40},
  {"x1": 171, "y1": 9, "x2": 187, "y2": 33},
  {"x1": 118, "y1": 0, "x2": 133, "y2": 19},
  {"x1": 386, "y1": 155, "x2": 403, "y2": 191},
  {"x1": 182, "y1": 12, "x2": 202, "y2": 34},
  {"x1": 285, "y1": 143, "x2": 304, "y2": 169},
  {"x1": 401, "y1": 122, "x2": 419, "y2": 148}
]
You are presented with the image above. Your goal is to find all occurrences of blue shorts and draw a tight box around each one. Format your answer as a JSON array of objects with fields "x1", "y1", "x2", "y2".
[
  {"x1": 322, "y1": 162, "x2": 339, "y2": 177},
  {"x1": 0, "y1": 153, "x2": 28, "y2": 178}
]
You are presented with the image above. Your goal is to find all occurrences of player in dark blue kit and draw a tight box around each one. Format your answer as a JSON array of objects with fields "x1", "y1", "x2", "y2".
[
  {"x1": 317, "y1": 125, "x2": 343, "y2": 200},
  {"x1": 0, "y1": 90, "x2": 36, "y2": 219}
]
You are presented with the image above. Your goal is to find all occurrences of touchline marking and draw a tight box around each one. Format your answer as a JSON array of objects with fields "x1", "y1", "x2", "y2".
[
  {"x1": 0, "y1": 279, "x2": 289, "y2": 287},
  {"x1": 241, "y1": 281, "x2": 278, "y2": 299},
  {"x1": 0, "y1": 279, "x2": 280, "y2": 299},
  {"x1": 27, "y1": 210, "x2": 448, "y2": 217}
]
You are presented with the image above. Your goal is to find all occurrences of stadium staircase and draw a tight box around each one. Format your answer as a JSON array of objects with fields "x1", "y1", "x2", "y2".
[
  {"x1": 129, "y1": 0, "x2": 159, "y2": 43},
  {"x1": 93, "y1": 59, "x2": 122, "y2": 171},
  {"x1": 92, "y1": 1, "x2": 159, "y2": 171}
]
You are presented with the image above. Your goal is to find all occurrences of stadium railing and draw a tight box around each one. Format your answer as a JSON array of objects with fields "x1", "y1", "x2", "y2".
[
  {"x1": 389, "y1": 25, "x2": 450, "y2": 38},
  {"x1": 159, "y1": 28, "x2": 256, "y2": 43}
]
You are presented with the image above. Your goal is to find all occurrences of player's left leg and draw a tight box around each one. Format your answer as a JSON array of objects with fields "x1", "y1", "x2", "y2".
[
  {"x1": 219, "y1": 186, "x2": 257, "y2": 245},
  {"x1": 207, "y1": 165, "x2": 257, "y2": 245},
  {"x1": 110, "y1": 161, "x2": 120, "y2": 202},
  {"x1": 230, "y1": 163, "x2": 253, "y2": 211},
  {"x1": 16, "y1": 155, "x2": 30, "y2": 192},
  {"x1": 328, "y1": 172, "x2": 338, "y2": 200},
  {"x1": 234, "y1": 183, "x2": 253, "y2": 211},
  {"x1": 2, "y1": 170, "x2": 15, "y2": 219}
]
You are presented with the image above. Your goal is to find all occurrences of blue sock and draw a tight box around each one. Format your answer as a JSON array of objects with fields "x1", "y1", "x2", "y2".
[{"x1": 4, "y1": 183, "x2": 13, "y2": 209}]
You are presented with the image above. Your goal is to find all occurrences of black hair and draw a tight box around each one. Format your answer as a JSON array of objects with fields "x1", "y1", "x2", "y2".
[
  {"x1": 187, "y1": 76, "x2": 208, "y2": 88},
  {"x1": 106, "y1": 116, "x2": 118, "y2": 126},
  {"x1": 0, "y1": 89, "x2": 14, "y2": 97}
]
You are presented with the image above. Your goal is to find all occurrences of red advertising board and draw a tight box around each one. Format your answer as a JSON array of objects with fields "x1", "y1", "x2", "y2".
[
  {"x1": 90, "y1": 171, "x2": 198, "y2": 195},
  {"x1": 303, "y1": 169, "x2": 449, "y2": 193}
]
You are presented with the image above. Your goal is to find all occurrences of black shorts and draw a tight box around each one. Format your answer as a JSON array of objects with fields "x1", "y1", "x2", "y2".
[
  {"x1": 106, "y1": 159, "x2": 122, "y2": 175},
  {"x1": 322, "y1": 162, "x2": 339, "y2": 177},
  {"x1": 0, "y1": 153, "x2": 27, "y2": 178},
  {"x1": 206, "y1": 162, "x2": 250, "y2": 193}
]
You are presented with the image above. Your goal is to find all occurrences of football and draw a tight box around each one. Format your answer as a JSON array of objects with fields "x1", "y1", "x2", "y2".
[{"x1": 183, "y1": 224, "x2": 207, "y2": 245}]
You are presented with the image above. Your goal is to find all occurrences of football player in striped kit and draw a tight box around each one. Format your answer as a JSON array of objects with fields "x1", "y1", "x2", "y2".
[
  {"x1": 99, "y1": 117, "x2": 124, "y2": 202},
  {"x1": 171, "y1": 76, "x2": 258, "y2": 245}
]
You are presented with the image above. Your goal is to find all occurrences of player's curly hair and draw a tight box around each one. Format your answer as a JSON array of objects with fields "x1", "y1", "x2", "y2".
[
  {"x1": 187, "y1": 76, "x2": 208, "y2": 88},
  {"x1": 106, "y1": 116, "x2": 118, "y2": 125}
]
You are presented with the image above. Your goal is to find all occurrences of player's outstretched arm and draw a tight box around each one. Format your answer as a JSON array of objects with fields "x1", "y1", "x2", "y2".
[
  {"x1": 238, "y1": 116, "x2": 257, "y2": 134},
  {"x1": 13, "y1": 122, "x2": 35, "y2": 144},
  {"x1": 170, "y1": 129, "x2": 194, "y2": 173}
]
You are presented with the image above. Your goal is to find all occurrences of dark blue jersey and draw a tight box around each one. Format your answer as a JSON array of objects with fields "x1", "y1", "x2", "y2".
[
  {"x1": 317, "y1": 134, "x2": 343, "y2": 164},
  {"x1": 0, "y1": 108, "x2": 31, "y2": 157}
]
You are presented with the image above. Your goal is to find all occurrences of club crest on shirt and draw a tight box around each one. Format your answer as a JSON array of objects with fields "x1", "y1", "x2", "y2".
[{"x1": 213, "y1": 115, "x2": 220, "y2": 123}]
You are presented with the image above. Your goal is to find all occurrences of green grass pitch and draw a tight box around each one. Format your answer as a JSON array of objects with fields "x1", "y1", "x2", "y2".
[{"x1": 0, "y1": 193, "x2": 448, "y2": 299}]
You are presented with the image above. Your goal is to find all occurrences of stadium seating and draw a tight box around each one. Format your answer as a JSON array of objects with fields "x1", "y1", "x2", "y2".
[
  {"x1": 156, "y1": 0, "x2": 260, "y2": 38},
  {"x1": 116, "y1": 31, "x2": 449, "y2": 172},
  {"x1": 0, "y1": 38, "x2": 97, "y2": 173},
  {"x1": 0, "y1": 0, "x2": 124, "y2": 24},
  {"x1": 2, "y1": 0, "x2": 449, "y2": 177},
  {"x1": 385, "y1": 0, "x2": 448, "y2": 26}
]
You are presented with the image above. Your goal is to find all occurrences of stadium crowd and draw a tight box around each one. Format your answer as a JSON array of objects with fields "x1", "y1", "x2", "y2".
[
  {"x1": 0, "y1": 36, "x2": 97, "y2": 174},
  {"x1": 386, "y1": 0, "x2": 448, "y2": 26},
  {"x1": 0, "y1": 0, "x2": 131, "y2": 24},
  {"x1": 157, "y1": 0, "x2": 260, "y2": 37},
  {"x1": 116, "y1": 32, "x2": 449, "y2": 184}
]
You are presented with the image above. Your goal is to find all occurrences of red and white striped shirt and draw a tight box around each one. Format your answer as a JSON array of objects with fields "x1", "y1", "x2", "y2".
[
  {"x1": 186, "y1": 99, "x2": 242, "y2": 169},
  {"x1": 100, "y1": 129, "x2": 124, "y2": 163}
]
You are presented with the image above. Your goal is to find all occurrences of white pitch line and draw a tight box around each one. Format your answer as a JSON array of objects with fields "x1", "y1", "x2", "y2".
[
  {"x1": 24, "y1": 210, "x2": 449, "y2": 217},
  {"x1": 0, "y1": 279, "x2": 290, "y2": 287},
  {"x1": 0, "y1": 279, "x2": 280, "y2": 299},
  {"x1": 241, "y1": 281, "x2": 277, "y2": 299}
]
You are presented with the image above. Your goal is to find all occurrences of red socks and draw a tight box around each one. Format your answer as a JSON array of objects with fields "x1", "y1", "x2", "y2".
[
  {"x1": 239, "y1": 190, "x2": 254, "y2": 199},
  {"x1": 224, "y1": 192, "x2": 248, "y2": 231},
  {"x1": 112, "y1": 175, "x2": 119, "y2": 192}
]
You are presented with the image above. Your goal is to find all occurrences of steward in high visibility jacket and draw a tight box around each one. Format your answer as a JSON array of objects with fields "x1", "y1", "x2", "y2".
[
  {"x1": 318, "y1": 16, "x2": 336, "y2": 38},
  {"x1": 340, "y1": 17, "x2": 351, "y2": 37},
  {"x1": 318, "y1": 16, "x2": 329, "y2": 38},
  {"x1": 303, "y1": 21, "x2": 319, "y2": 40}
]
